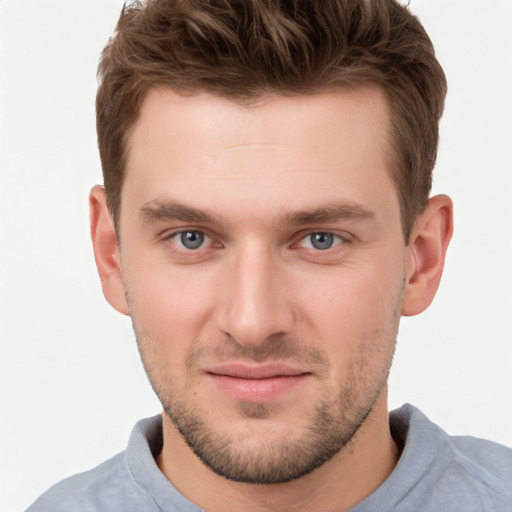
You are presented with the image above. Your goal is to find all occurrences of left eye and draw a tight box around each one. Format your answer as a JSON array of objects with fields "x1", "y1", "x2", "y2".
[
  {"x1": 298, "y1": 232, "x2": 344, "y2": 251},
  {"x1": 171, "y1": 230, "x2": 209, "y2": 250}
]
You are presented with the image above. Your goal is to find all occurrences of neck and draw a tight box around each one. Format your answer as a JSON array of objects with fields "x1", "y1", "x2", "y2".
[{"x1": 156, "y1": 389, "x2": 398, "y2": 512}]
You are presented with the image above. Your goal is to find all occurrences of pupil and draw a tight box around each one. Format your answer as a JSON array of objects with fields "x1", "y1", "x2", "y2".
[
  {"x1": 311, "y1": 232, "x2": 333, "y2": 250},
  {"x1": 181, "y1": 231, "x2": 204, "y2": 249}
]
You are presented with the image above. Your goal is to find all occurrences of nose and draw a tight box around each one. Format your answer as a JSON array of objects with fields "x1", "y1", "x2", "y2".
[{"x1": 215, "y1": 243, "x2": 294, "y2": 348}]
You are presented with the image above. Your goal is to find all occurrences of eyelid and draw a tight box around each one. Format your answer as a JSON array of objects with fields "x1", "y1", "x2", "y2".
[
  {"x1": 292, "y1": 229, "x2": 351, "y2": 248},
  {"x1": 161, "y1": 225, "x2": 206, "y2": 239},
  {"x1": 159, "y1": 227, "x2": 351, "y2": 254},
  {"x1": 161, "y1": 227, "x2": 216, "y2": 251},
  {"x1": 299, "y1": 232, "x2": 344, "y2": 250}
]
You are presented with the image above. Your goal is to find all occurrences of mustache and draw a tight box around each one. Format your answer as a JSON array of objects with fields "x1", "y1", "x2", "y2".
[{"x1": 186, "y1": 334, "x2": 329, "y2": 368}]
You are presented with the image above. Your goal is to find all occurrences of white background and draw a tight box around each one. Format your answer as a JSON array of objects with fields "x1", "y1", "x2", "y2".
[{"x1": 1, "y1": 1, "x2": 511, "y2": 510}]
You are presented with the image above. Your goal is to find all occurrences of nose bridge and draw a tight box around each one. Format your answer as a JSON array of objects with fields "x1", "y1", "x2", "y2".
[{"x1": 217, "y1": 241, "x2": 292, "y2": 347}]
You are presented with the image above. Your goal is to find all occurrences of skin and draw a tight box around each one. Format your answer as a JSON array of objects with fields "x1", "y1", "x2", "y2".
[{"x1": 90, "y1": 86, "x2": 453, "y2": 512}]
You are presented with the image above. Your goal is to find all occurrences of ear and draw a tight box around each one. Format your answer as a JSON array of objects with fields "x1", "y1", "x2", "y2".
[
  {"x1": 402, "y1": 195, "x2": 454, "y2": 316},
  {"x1": 89, "y1": 185, "x2": 130, "y2": 316}
]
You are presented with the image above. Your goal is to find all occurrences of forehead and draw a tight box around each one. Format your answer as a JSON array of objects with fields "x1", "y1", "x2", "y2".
[
  {"x1": 122, "y1": 87, "x2": 398, "y2": 224},
  {"x1": 128, "y1": 86, "x2": 391, "y2": 160}
]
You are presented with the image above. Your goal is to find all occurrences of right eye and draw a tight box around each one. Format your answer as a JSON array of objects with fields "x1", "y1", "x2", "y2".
[{"x1": 170, "y1": 230, "x2": 209, "y2": 250}]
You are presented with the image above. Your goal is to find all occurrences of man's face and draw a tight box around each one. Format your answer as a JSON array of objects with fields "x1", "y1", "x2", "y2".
[{"x1": 116, "y1": 87, "x2": 408, "y2": 483}]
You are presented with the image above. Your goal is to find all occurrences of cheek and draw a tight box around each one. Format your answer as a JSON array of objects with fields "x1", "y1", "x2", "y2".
[
  {"x1": 296, "y1": 260, "x2": 404, "y2": 353},
  {"x1": 125, "y1": 244, "x2": 214, "y2": 312},
  {"x1": 123, "y1": 258, "x2": 219, "y2": 361}
]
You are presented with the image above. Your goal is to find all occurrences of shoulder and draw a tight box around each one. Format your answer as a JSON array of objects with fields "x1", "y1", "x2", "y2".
[
  {"x1": 449, "y1": 435, "x2": 512, "y2": 502},
  {"x1": 25, "y1": 416, "x2": 164, "y2": 512},
  {"x1": 391, "y1": 404, "x2": 512, "y2": 511},
  {"x1": 25, "y1": 451, "x2": 157, "y2": 512}
]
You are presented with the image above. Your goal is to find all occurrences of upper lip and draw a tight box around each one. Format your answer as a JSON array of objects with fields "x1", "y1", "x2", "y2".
[{"x1": 204, "y1": 363, "x2": 310, "y2": 380}]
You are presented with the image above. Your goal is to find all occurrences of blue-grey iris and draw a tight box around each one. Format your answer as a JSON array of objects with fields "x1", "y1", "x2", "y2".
[
  {"x1": 310, "y1": 232, "x2": 334, "y2": 250},
  {"x1": 181, "y1": 231, "x2": 204, "y2": 249}
]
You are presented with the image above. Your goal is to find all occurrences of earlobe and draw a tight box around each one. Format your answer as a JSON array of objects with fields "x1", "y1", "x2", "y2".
[
  {"x1": 402, "y1": 195, "x2": 453, "y2": 316},
  {"x1": 89, "y1": 185, "x2": 130, "y2": 316}
]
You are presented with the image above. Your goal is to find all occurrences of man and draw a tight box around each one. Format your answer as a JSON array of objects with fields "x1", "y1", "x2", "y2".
[{"x1": 26, "y1": 0, "x2": 512, "y2": 510}]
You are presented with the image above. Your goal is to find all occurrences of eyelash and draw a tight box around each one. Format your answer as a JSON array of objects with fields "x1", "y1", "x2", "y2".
[
  {"x1": 162, "y1": 228, "x2": 350, "y2": 254},
  {"x1": 294, "y1": 232, "x2": 346, "y2": 251},
  {"x1": 165, "y1": 230, "x2": 218, "y2": 251}
]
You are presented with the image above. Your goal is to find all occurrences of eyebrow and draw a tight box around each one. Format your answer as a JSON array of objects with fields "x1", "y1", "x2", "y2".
[
  {"x1": 140, "y1": 200, "x2": 221, "y2": 224},
  {"x1": 283, "y1": 203, "x2": 376, "y2": 225},
  {"x1": 139, "y1": 199, "x2": 375, "y2": 226}
]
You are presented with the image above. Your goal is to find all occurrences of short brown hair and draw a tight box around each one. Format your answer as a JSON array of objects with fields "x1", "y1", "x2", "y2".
[{"x1": 96, "y1": 0, "x2": 447, "y2": 242}]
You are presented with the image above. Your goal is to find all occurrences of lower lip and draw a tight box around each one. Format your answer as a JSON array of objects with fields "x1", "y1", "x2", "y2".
[{"x1": 207, "y1": 374, "x2": 309, "y2": 402}]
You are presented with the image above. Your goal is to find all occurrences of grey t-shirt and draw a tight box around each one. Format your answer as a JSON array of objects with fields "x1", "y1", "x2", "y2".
[{"x1": 26, "y1": 404, "x2": 512, "y2": 511}]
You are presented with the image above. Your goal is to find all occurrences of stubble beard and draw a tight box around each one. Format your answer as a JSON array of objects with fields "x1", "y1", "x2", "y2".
[
  {"x1": 133, "y1": 328, "x2": 397, "y2": 485},
  {"x1": 127, "y1": 276, "x2": 402, "y2": 485},
  {"x1": 162, "y1": 376, "x2": 385, "y2": 484}
]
